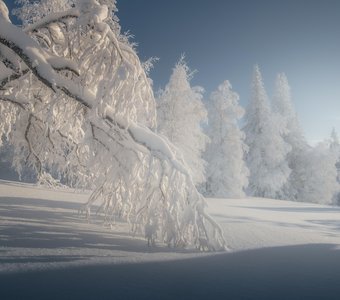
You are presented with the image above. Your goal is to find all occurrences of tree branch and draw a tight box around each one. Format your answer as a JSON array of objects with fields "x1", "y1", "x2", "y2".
[
  {"x1": 0, "y1": 18, "x2": 95, "y2": 108},
  {"x1": 24, "y1": 114, "x2": 42, "y2": 175},
  {"x1": 0, "y1": 95, "x2": 28, "y2": 109},
  {"x1": 0, "y1": 69, "x2": 30, "y2": 90},
  {"x1": 23, "y1": 9, "x2": 80, "y2": 33}
]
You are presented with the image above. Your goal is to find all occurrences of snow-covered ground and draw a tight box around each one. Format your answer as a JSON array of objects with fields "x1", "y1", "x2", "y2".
[
  {"x1": 209, "y1": 195, "x2": 340, "y2": 250},
  {"x1": 1, "y1": 180, "x2": 340, "y2": 299}
]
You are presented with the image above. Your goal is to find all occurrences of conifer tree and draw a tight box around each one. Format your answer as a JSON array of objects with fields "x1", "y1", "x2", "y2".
[
  {"x1": 273, "y1": 73, "x2": 310, "y2": 200},
  {"x1": 293, "y1": 142, "x2": 339, "y2": 204},
  {"x1": 273, "y1": 73, "x2": 339, "y2": 204},
  {"x1": 329, "y1": 128, "x2": 340, "y2": 204},
  {"x1": 157, "y1": 58, "x2": 209, "y2": 186},
  {"x1": 244, "y1": 66, "x2": 290, "y2": 198},
  {"x1": 205, "y1": 80, "x2": 249, "y2": 198}
]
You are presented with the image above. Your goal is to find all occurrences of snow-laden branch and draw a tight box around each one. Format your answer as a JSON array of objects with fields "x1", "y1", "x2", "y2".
[
  {"x1": 23, "y1": 9, "x2": 80, "y2": 33},
  {"x1": 0, "y1": 95, "x2": 28, "y2": 109},
  {"x1": 0, "y1": 17, "x2": 95, "y2": 108},
  {"x1": 0, "y1": 68, "x2": 30, "y2": 90},
  {"x1": 104, "y1": 105, "x2": 189, "y2": 176},
  {"x1": 0, "y1": 61, "x2": 13, "y2": 81},
  {"x1": 0, "y1": 0, "x2": 226, "y2": 251}
]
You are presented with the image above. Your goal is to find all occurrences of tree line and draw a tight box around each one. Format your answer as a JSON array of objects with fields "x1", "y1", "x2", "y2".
[{"x1": 157, "y1": 60, "x2": 340, "y2": 205}]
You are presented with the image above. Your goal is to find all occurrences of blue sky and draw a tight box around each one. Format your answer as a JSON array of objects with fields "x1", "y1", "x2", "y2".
[
  {"x1": 117, "y1": 0, "x2": 340, "y2": 144},
  {"x1": 5, "y1": 0, "x2": 340, "y2": 144}
]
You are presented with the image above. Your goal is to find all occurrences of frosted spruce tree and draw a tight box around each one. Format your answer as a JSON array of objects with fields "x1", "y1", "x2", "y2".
[
  {"x1": 157, "y1": 58, "x2": 209, "y2": 186},
  {"x1": 205, "y1": 80, "x2": 249, "y2": 198},
  {"x1": 329, "y1": 129, "x2": 340, "y2": 204},
  {"x1": 244, "y1": 65, "x2": 291, "y2": 198},
  {"x1": 272, "y1": 73, "x2": 309, "y2": 200},
  {"x1": 272, "y1": 73, "x2": 307, "y2": 150},
  {"x1": 0, "y1": 0, "x2": 225, "y2": 250},
  {"x1": 293, "y1": 142, "x2": 339, "y2": 204},
  {"x1": 272, "y1": 73, "x2": 338, "y2": 204}
]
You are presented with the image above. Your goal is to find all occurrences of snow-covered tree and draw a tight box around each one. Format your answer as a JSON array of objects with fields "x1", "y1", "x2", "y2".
[
  {"x1": 272, "y1": 73, "x2": 339, "y2": 204},
  {"x1": 0, "y1": 0, "x2": 225, "y2": 250},
  {"x1": 292, "y1": 142, "x2": 339, "y2": 204},
  {"x1": 272, "y1": 73, "x2": 307, "y2": 150},
  {"x1": 272, "y1": 73, "x2": 310, "y2": 201},
  {"x1": 330, "y1": 128, "x2": 340, "y2": 149},
  {"x1": 205, "y1": 80, "x2": 249, "y2": 198},
  {"x1": 329, "y1": 128, "x2": 340, "y2": 204},
  {"x1": 244, "y1": 65, "x2": 291, "y2": 198},
  {"x1": 157, "y1": 58, "x2": 209, "y2": 186}
]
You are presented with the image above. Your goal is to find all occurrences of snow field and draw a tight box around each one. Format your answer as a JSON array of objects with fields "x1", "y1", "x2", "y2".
[
  {"x1": 1, "y1": 180, "x2": 340, "y2": 299},
  {"x1": 1, "y1": 180, "x2": 340, "y2": 274}
]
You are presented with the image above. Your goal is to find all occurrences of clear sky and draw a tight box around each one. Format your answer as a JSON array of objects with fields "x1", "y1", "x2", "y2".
[
  {"x1": 5, "y1": 0, "x2": 340, "y2": 144},
  {"x1": 117, "y1": 0, "x2": 340, "y2": 144}
]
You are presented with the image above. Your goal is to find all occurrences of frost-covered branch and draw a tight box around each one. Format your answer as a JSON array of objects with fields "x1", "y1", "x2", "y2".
[
  {"x1": 0, "y1": 17, "x2": 95, "y2": 108},
  {"x1": 23, "y1": 9, "x2": 80, "y2": 33},
  {"x1": 0, "y1": 95, "x2": 28, "y2": 109},
  {"x1": 24, "y1": 114, "x2": 43, "y2": 175},
  {"x1": 0, "y1": 0, "x2": 225, "y2": 251},
  {"x1": 0, "y1": 68, "x2": 30, "y2": 90}
]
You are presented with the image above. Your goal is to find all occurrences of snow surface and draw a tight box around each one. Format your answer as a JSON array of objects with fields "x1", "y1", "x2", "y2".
[{"x1": 1, "y1": 180, "x2": 340, "y2": 299}]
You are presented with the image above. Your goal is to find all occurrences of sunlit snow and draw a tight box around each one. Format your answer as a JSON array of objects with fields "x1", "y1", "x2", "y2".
[
  {"x1": 1, "y1": 180, "x2": 340, "y2": 274},
  {"x1": 1, "y1": 180, "x2": 340, "y2": 299}
]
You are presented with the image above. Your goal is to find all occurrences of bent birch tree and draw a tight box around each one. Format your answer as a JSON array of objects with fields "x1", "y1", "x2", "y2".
[{"x1": 0, "y1": 0, "x2": 225, "y2": 251}]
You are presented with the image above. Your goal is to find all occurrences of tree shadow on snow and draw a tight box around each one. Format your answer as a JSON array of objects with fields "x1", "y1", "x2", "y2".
[
  {"x1": 1, "y1": 243, "x2": 340, "y2": 300},
  {"x1": 0, "y1": 197, "x2": 195, "y2": 256}
]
